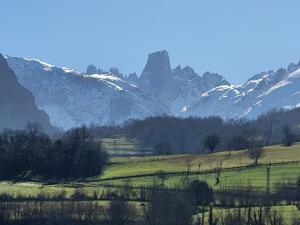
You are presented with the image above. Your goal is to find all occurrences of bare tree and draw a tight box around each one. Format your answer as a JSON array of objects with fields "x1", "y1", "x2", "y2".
[
  {"x1": 157, "y1": 170, "x2": 167, "y2": 186},
  {"x1": 247, "y1": 136, "x2": 265, "y2": 165},
  {"x1": 248, "y1": 145, "x2": 264, "y2": 165},
  {"x1": 214, "y1": 162, "x2": 223, "y2": 186},
  {"x1": 203, "y1": 133, "x2": 221, "y2": 153},
  {"x1": 106, "y1": 199, "x2": 136, "y2": 225},
  {"x1": 282, "y1": 124, "x2": 296, "y2": 147}
]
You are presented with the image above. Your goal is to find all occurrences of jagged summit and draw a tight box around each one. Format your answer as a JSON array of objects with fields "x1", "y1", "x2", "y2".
[
  {"x1": 5, "y1": 51, "x2": 300, "y2": 129},
  {"x1": 139, "y1": 50, "x2": 180, "y2": 102},
  {"x1": 127, "y1": 73, "x2": 139, "y2": 83},
  {"x1": 86, "y1": 64, "x2": 97, "y2": 75},
  {"x1": 202, "y1": 71, "x2": 230, "y2": 87},
  {"x1": 184, "y1": 60, "x2": 300, "y2": 119},
  {"x1": 140, "y1": 50, "x2": 172, "y2": 79}
]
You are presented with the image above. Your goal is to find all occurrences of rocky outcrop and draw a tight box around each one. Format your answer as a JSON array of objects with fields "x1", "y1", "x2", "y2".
[
  {"x1": 127, "y1": 73, "x2": 139, "y2": 83},
  {"x1": 139, "y1": 50, "x2": 180, "y2": 102},
  {"x1": 86, "y1": 64, "x2": 97, "y2": 75},
  {"x1": 0, "y1": 54, "x2": 54, "y2": 132}
]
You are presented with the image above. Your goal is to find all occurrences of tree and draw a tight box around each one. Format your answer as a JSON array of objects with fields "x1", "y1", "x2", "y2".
[
  {"x1": 214, "y1": 162, "x2": 223, "y2": 185},
  {"x1": 282, "y1": 124, "x2": 296, "y2": 147},
  {"x1": 106, "y1": 200, "x2": 136, "y2": 225},
  {"x1": 144, "y1": 190, "x2": 194, "y2": 225},
  {"x1": 227, "y1": 135, "x2": 248, "y2": 150},
  {"x1": 157, "y1": 170, "x2": 167, "y2": 186},
  {"x1": 188, "y1": 180, "x2": 214, "y2": 206},
  {"x1": 203, "y1": 133, "x2": 221, "y2": 153},
  {"x1": 244, "y1": 128, "x2": 259, "y2": 151},
  {"x1": 154, "y1": 142, "x2": 172, "y2": 155},
  {"x1": 0, "y1": 125, "x2": 108, "y2": 178},
  {"x1": 60, "y1": 126, "x2": 108, "y2": 177},
  {"x1": 248, "y1": 142, "x2": 264, "y2": 165}
]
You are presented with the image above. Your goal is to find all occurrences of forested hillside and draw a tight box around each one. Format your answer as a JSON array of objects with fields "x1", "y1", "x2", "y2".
[{"x1": 90, "y1": 108, "x2": 300, "y2": 153}]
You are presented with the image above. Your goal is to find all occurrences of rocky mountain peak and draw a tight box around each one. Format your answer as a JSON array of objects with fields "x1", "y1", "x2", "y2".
[
  {"x1": 174, "y1": 65, "x2": 198, "y2": 80},
  {"x1": 272, "y1": 68, "x2": 287, "y2": 83},
  {"x1": 287, "y1": 61, "x2": 300, "y2": 73},
  {"x1": 202, "y1": 71, "x2": 230, "y2": 86},
  {"x1": 173, "y1": 65, "x2": 182, "y2": 76},
  {"x1": 139, "y1": 50, "x2": 179, "y2": 102},
  {"x1": 127, "y1": 73, "x2": 139, "y2": 83},
  {"x1": 140, "y1": 50, "x2": 172, "y2": 80},
  {"x1": 86, "y1": 64, "x2": 97, "y2": 75}
]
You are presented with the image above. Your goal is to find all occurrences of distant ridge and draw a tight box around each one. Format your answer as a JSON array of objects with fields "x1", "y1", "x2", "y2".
[{"x1": 5, "y1": 50, "x2": 300, "y2": 129}]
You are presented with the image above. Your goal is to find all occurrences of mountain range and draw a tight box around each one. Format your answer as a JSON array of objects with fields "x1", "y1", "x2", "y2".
[
  {"x1": 4, "y1": 50, "x2": 300, "y2": 130},
  {"x1": 0, "y1": 54, "x2": 54, "y2": 132}
]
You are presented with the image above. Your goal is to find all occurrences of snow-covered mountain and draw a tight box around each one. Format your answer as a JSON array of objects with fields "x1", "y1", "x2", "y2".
[
  {"x1": 0, "y1": 54, "x2": 54, "y2": 132},
  {"x1": 5, "y1": 50, "x2": 300, "y2": 129},
  {"x1": 6, "y1": 56, "x2": 169, "y2": 129},
  {"x1": 138, "y1": 50, "x2": 230, "y2": 113},
  {"x1": 183, "y1": 63, "x2": 300, "y2": 119}
]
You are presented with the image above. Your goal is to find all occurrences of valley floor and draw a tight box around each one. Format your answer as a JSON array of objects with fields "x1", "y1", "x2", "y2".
[
  {"x1": 0, "y1": 142, "x2": 299, "y2": 224},
  {"x1": 1, "y1": 142, "x2": 299, "y2": 196}
]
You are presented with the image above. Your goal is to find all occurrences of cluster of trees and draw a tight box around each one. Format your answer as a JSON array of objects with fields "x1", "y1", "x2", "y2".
[
  {"x1": 0, "y1": 124, "x2": 107, "y2": 178},
  {"x1": 89, "y1": 108, "x2": 300, "y2": 154}
]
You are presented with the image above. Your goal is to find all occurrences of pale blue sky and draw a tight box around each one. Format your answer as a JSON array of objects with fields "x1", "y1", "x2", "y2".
[{"x1": 1, "y1": 0, "x2": 300, "y2": 83}]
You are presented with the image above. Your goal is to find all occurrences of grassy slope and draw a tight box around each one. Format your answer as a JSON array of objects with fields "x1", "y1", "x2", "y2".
[
  {"x1": 102, "y1": 143, "x2": 300, "y2": 178},
  {"x1": 0, "y1": 142, "x2": 299, "y2": 196},
  {"x1": 101, "y1": 137, "x2": 152, "y2": 155},
  {"x1": 107, "y1": 163, "x2": 300, "y2": 190},
  {"x1": 99, "y1": 143, "x2": 300, "y2": 190}
]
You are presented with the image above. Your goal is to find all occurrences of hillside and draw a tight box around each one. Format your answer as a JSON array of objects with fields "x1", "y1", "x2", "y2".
[
  {"x1": 0, "y1": 140, "x2": 299, "y2": 224},
  {"x1": 6, "y1": 56, "x2": 168, "y2": 129},
  {"x1": 184, "y1": 65, "x2": 300, "y2": 119},
  {"x1": 100, "y1": 142, "x2": 300, "y2": 184},
  {"x1": 1, "y1": 142, "x2": 299, "y2": 194},
  {"x1": 0, "y1": 53, "x2": 54, "y2": 132}
]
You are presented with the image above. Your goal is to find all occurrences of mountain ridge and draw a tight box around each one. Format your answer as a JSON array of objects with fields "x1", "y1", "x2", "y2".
[
  {"x1": 5, "y1": 50, "x2": 300, "y2": 129},
  {"x1": 0, "y1": 53, "x2": 54, "y2": 132},
  {"x1": 6, "y1": 56, "x2": 169, "y2": 129}
]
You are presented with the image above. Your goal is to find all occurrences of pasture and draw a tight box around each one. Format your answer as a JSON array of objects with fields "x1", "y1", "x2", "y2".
[{"x1": 0, "y1": 142, "x2": 299, "y2": 196}]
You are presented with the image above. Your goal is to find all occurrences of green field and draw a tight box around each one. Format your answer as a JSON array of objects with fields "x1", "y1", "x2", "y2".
[
  {"x1": 0, "y1": 142, "x2": 299, "y2": 197},
  {"x1": 102, "y1": 163, "x2": 300, "y2": 190},
  {"x1": 0, "y1": 141, "x2": 299, "y2": 225},
  {"x1": 101, "y1": 136, "x2": 153, "y2": 155},
  {"x1": 99, "y1": 143, "x2": 300, "y2": 189}
]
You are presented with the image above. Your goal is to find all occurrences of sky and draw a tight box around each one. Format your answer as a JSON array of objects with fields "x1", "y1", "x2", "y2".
[{"x1": 1, "y1": 0, "x2": 300, "y2": 84}]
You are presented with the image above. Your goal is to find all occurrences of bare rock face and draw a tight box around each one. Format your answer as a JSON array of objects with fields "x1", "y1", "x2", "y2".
[
  {"x1": 140, "y1": 50, "x2": 180, "y2": 103},
  {"x1": 127, "y1": 73, "x2": 139, "y2": 83},
  {"x1": 173, "y1": 66, "x2": 230, "y2": 100},
  {"x1": 109, "y1": 67, "x2": 124, "y2": 79},
  {"x1": 141, "y1": 50, "x2": 172, "y2": 79},
  {"x1": 0, "y1": 54, "x2": 54, "y2": 132},
  {"x1": 202, "y1": 71, "x2": 230, "y2": 88},
  {"x1": 86, "y1": 64, "x2": 97, "y2": 75}
]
